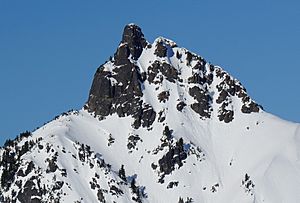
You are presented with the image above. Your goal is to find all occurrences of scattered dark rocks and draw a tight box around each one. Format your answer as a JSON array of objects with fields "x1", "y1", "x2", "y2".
[
  {"x1": 158, "y1": 91, "x2": 170, "y2": 103},
  {"x1": 241, "y1": 102, "x2": 260, "y2": 114},
  {"x1": 162, "y1": 126, "x2": 172, "y2": 141},
  {"x1": 118, "y1": 165, "x2": 126, "y2": 181},
  {"x1": 130, "y1": 178, "x2": 146, "y2": 203},
  {"x1": 158, "y1": 138, "x2": 187, "y2": 177},
  {"x1": 46, "y1": 157, "x2": 58, "y2": 173},
  {"x1": 216, "y1": 68, "x2": 226, "y2": 78},
  {"x1": 215, "y1": 69, "x2": 261, "y2": 116},
  {"x1": 127, "y1": 134, "x2": 142, "y2": 151},
  {"x1": 190, "y1": 103, "x2": 210, "y2": 118},
  {"x1": 178, "y1": 197, "x2": 193, "y2": 203},
  {"x1": 108, "y1": 134, "x2": 115, "y2": 147},
  {"x1": 218, "y1": 103, "x2": 234, "y2": 123},
  {"x1": 97, "y1": 189, "x2": 106, "y2": 203},
  {"x1": 151, "y1": 163, "x2": 158, "y2": 170},
  {"x1": 133, "y1": 105, "x2": 156, "y2": 129},
  {"x1": 186, "y1": 51, "x2": 194, "y2": 66},
  {"x1": 216, "y1": 90, "x2": 228, "y2": 104},
  {"x1": 90, "y1": 181, "x2": 97, "y2": 190},
  {"x1": 189, "y1": 86, "x2": 212, "y2": 118},
  {"x1": 188, "y1": 73, "x2": 205, "y2": 84},
  {"x1": 176, "y1": 51, "x2": 182, "y2": 59},
  {"x1": 176, "y1": 101, "x2": 187, "y2": 112},
  {"x1": 157, "y1": 110, "x2": 166, "y2": 123},
  {"x1": 160, "y1": 62, "x2": 179, "y2": 83},
  {"x1": 61, "y1": 169, "x2": 67, "y2": 177},
  {"x1": 53, "y1": 181, "x2": 64, "y2": 191},
  {"x1": 110, "y1": 185, "x2": 123, "y2": 196},
  {"x1": 17, "y1": 177, "x2": 42, "y2": 203},
  {"x1": 189, "y1": 86, "x2": 210, "y2": 104},
  {"x1": 242, "y1": 173, "x2": 255, "y2": 195},
  {"x1": 188, "y1": 145, "x2": 205, "y2": 162},
  {"x1": 25, "y1": 161, "x2": 34, "y2": 176},
  {"x1": 147, "y1": 61, "x2": 179, "y2": 84},
  {"x1": 154, "y1": 41, "x2": 167, "y2": 57},
  {"x1": 167, "y1": 181, "x2": 179, "y2": 189},
  {"x1": 211, "y1": 183, "x2": 219, "y2": 193}
]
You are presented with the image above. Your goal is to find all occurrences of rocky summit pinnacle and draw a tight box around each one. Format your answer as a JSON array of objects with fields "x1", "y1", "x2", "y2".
[
  {"x1": 120, "y1": 23, "x2": 147, "y2": 60},
  {"x1": 1, "y1": 24, "x2": 300, "y2": 203}
]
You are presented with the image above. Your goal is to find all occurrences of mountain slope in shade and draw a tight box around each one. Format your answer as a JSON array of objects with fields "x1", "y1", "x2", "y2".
[{"x1": 1, "y1": 24, "x2": 300, "y2": 203}]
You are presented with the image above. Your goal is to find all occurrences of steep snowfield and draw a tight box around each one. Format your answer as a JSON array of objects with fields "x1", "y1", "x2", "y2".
[
  {"x1": 4, "y1": 108, "x2": 298, "y2": 202},
  {"x1": 1, "y1": 24, "x2": 300, "y2": 203}
]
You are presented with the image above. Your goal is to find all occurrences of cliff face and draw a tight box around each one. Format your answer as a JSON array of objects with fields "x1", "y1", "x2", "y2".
[{"x1": 1, "y1": 24, "x2": 299, "y2": 203}]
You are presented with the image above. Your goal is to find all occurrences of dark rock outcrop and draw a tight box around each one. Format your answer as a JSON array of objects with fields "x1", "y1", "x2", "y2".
[
  {"x1": 147, "y1": 61, "x2": 179, "y2": 84},
  {"x1": 158, "y1": 138, "x2": 187, "y2": 181},
  {"x1": 86, "y1": 24, "x2": 158, "y2": 129},
  {"x1": 121, "y1": 24, "x2": 147, "y2": 60},
  {"x1": 189, "y1": 86, "x2": 212, "y2": 118},
  {"x1": 241, "y1": 102, "x2": 260, "y2": 114},
  {"x1": 215, "y1": 68, "x2": 261, "y2": 121},
  {"x1": 17, "y1": 177, "x2": 42, "y2": 203},
  {"x1": 154, "y1": 42, "x2": 167, "y2": 57},
  {"x1": 218, "y1": 104, "x2": 234, "y2": 123},
  {"x1": 158, "y1": 91, "x2": 170, "y2": 103},
  {"x1": 176, "y1": 101, "x2": 186, "y2": 112},
  {"x1": 87, "y1": 62, "x2": 144, "y2": 120}
]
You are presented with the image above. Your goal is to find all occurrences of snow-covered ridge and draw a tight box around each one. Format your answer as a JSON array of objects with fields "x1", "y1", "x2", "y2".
[{"x1": 1, "y1": 24, "x2": 300, "y2": 203}]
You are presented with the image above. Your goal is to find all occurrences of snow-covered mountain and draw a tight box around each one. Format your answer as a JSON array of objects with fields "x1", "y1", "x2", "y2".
[{"x1": 1, "y1": 24, "x2": 300, "y2": 203}]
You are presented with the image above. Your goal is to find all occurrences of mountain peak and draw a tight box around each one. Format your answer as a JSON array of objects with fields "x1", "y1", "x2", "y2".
[
  {"x1": 1, "y1": 24, "x2": 300, "y2": 203},
  {"x1": 120, "y1": 23, "x2": 147, "y2": 60}
]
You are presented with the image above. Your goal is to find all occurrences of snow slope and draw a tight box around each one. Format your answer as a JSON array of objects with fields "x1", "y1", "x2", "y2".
[{"x1": 1, "y1": 24, "x2": 300, "y2": 203}]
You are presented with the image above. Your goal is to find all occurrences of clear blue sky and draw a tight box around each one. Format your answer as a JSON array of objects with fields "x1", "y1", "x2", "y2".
[{"x1": 1, "y1": 0, "x2": 299, "y2": 145}]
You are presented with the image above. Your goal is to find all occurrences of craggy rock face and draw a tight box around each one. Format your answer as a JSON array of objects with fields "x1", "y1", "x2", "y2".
[
  {"x1": 86, "y1": 23, "x2": 261, "y2": 128},
  {"x1": 86, "y1": 24, "x2": 156, "y2": 129},
  {"x1": 87, "y1": 63, "x2": 143, "y2": 117}
]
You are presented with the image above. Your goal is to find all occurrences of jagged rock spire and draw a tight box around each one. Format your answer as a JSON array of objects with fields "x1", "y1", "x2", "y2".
[
  {"x1": 86, "y1": 24, "x2": 148, "y2": 126},
  {"x1": 120, "y1": 23, "x2": 147, "y2": 60}
]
